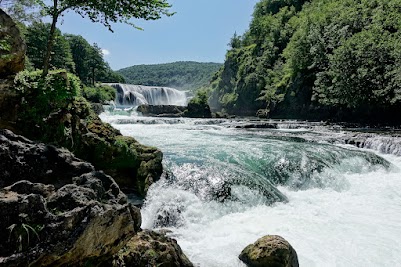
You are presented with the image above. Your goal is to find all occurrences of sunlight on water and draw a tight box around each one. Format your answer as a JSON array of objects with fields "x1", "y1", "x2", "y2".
[{"x1": 100, "y1": 113, "x2": 401, "y2": 267}]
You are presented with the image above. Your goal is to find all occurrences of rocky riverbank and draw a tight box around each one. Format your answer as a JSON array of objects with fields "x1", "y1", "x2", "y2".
[{"x1": 0, "y1": 129, "x2": 193, "y2": 266}]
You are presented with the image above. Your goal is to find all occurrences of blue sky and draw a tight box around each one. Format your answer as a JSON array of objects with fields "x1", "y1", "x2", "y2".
[{"x1": 57, "y1": 0, "x2": 259, "y2": 70}]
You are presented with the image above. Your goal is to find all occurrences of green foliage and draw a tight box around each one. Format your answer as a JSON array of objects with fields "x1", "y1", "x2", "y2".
[
  {"x1": 37, "y1": 0, "x2": 173, "y2": 32},
  {"x1": 8, "y1": 223, "x2": 41, "y2": 253},
  {"x1": 14, "y1": 69, "x2": 82, "y2": 142},
  {"x1": 189, "y1": 89, "x2": 208, "y2": 106},
  {"x1": 117, "y1": 61, "x2": 222, "y2": 91},
  {"x1": 25, "y1": 22, "x2": 75, "y2": 72},
  {"x1": 30, "y1": 0, "x2": 173, "y2": 75},
  {"x1": 209, "y1": 0, "x2": 401, "y2": 121},
  {"x1": 0, "y1": 0, "x2": 40, "y2": 22},
  {"x1": 83, "y1": 84, "x2": 116, "y2": 103}
]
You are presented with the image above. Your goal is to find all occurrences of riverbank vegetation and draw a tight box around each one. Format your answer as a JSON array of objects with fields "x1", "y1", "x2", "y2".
[{"x1": 207, "y1": 0, "x2": 401, "y2": 124}]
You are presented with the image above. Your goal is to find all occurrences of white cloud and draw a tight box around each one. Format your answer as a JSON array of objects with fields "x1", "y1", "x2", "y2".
[{"x1": 102, "y1": 49, "x2": 110, "y2": 56}]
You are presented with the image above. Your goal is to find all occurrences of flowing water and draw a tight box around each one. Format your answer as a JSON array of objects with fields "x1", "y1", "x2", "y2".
[
  {"x1": 108, "y1": 83, "x2": 188, "y2": 107},
  {"x1": 101, "y1": 112, "x2": 401, "y2": 267}
]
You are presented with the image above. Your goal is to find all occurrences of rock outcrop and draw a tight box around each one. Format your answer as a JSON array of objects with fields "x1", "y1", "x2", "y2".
[
  {"x1": 138, "y1": 104, "x2": 186, "y2": 117},
  {"x1": 239, "y1": 235, "x2": 299, "y2": 267},
  {"x1": 0, "y1": 8, "x2": 26, "y2": 76},
  {"x1": 0, "y1": 129, "x2": 141, "y2": 266},
  {"x1": 0, "y1": 9, "x2": 26, "y2": 132},
  {"x1": 106, "y1": 230, "x2": 194, "y2": 267},
  {"x1": 1, "y1": 71, "x2": 162, "y2": 196},
  {"x1": 137, "y1": 103, "x2": 213, "y2": 119},
  {"x1": 184, "y1": 100, "x2": 212, "y2": 118}
]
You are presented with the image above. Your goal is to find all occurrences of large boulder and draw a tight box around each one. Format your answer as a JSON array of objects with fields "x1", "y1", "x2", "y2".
[
  {"x1": 0, "y1": 129, "x2": 141, "y2": 266},
  {"x1": 239, "y1": 235, "x2": 299, "y2": 267},
  {"x1": 106, "y1": 230, "x2": 194, "y2": 267},
  {"x1": 0, "y1": 8, "x2": 26, "y2": 76}
]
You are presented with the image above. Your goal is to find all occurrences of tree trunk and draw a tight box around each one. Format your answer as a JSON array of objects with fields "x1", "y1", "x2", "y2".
[
  {"x1": 42, "y1": 0, "x2": 58, "y2": 77},
  {"x1": 92, "y1": 67, "x2": 95, "y2": 86}
]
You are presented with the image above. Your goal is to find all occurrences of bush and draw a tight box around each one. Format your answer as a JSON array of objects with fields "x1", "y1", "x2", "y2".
[
  {"x1": 82, "y1": 84, "x2": 116, "y2": 103},
  {"x1": 13, "y1": 69, "x2": 83, "y2": 142}
]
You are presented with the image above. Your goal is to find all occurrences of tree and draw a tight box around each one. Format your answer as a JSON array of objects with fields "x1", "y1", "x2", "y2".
[
  {"x1": 0, "y1": 0, "x2": 39, "y2": 22},
  {"x1": 65, "y1": 34, "x2": 92, "y2": 84},
  {"x1": 228, "y1": 32, "x2": 241, "y2": 49},
  {"x1": 88, "y1": 43, "x2": 105, "y2": 86},
  {"x1": 37, "y1": 0, "x2": 173, "y2": 76},
  {"x1": 25, "y1": 22, "x2": 75, "y2": 72}
]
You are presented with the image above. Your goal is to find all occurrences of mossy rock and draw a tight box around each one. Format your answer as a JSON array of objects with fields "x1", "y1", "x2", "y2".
[
  {"x1": 105, "y1": 230, "x2": 193, "y2": 267},
  {"x1": 8, "y1": 70, "x2": 163, "y2": 196},
  {"x1": 239, "y1": 235, "x2": 299, "y2": 267}
]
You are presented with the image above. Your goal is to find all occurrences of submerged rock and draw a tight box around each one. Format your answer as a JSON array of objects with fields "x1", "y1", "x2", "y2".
[
  {"x1": 235, "y1": 123, "x2": 277, "y2": 129},
  {"x1": 239, "y1": 235, "x2": 299, "y2": 267},
  {"x1": 106, "y1": 230, "x2": 194, "y2": 267},
  {"x1": 0, "y1": 129, "x2": 140, "y2": 266}
]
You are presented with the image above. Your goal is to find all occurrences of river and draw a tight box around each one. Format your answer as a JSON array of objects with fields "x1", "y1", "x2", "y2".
[{"x1": 100, "y1": 112, "x2": 401, "y2": 267}]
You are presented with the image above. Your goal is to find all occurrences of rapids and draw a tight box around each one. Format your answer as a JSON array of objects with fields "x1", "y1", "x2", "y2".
[{"x1": 100, "y1": 112, "x2": 401, "y2": 267}]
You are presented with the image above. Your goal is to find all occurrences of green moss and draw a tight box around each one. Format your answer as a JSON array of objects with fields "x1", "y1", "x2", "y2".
[{"x1": 11, "y1": 70, "x2": 162, "y2": 196}]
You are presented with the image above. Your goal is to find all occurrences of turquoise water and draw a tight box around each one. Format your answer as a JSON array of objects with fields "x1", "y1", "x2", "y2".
[{"x1": 101, "y1": 113, "x2": 401, "y2": 267}]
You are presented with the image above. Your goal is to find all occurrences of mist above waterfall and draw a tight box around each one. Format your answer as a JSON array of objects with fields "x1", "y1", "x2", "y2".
[{"x1": 109, "y1": 83, "x2": 188, "y2": 107}]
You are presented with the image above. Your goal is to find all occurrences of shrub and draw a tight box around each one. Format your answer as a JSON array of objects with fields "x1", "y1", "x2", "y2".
[{"x1": 82, "y1": 84, "x2": 116, "y2": 103}]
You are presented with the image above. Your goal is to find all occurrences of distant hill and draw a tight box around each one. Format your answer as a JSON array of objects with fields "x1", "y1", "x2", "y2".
[{"x1": 117, "y1": 61, "x2": 222, "y2": 91}]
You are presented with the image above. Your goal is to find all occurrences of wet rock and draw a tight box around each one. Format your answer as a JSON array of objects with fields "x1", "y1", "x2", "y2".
[
  {"x1": 107, "y1": 230, "x2": 194, "y2": 267},
  {"x1": 154, "y1": 205, "x2": 184, "y2": 228},
  {"x1": 213, "y1": 111, "x2": 235, "y2": 119},
  {"x1": 0, "y1": 130, "x2": 141, "y2": 266},
  {"x1": 256, "y1": 109, "x2": 269, "y2": 119},
  {"x1": 235, "y1": 123, "x2": 277, "y2": 129},
  {"x1": 138, "y1": 104, "x2": 186, "y2": 117},
  {"x1": 90, "y1": 103, "x2": 105, "y2": 115},
  {"x1": 0, "y1": 8, "x2": 26, "y2": 76},
  {"x1": 239, "y1": 235, "x2": 299, "y2": 267}
]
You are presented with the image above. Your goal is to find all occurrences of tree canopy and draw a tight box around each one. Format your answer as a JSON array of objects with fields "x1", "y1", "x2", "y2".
[
  {"x1": 207, "y1": 0, "x2": 401, "y2": 123},
  {"x1": 18, "y1": 0, "x2": 173, "y2": 75}
]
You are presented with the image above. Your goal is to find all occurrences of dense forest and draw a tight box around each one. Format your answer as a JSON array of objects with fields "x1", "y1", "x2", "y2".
[
  {"x1": 117, "y1": 61, "x2": 222, "y2": 91},
  {"x1": 14, "y1": 21, "x2": 124, "y2": 103},
  {"x1": 22, "y1": 22, "x2": 125, "y2": 86},
  {"x1": 207, "y1": 0, "x2": 401, "y2": 123}
]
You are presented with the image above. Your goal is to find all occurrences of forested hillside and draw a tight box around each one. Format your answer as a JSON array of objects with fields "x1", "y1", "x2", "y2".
[
  {"x1": 208, "y1": 0, "x2": 401, "y2": 123},
  {"x1": 117, "y1": 61, "x2": 222, "y2": 91}
]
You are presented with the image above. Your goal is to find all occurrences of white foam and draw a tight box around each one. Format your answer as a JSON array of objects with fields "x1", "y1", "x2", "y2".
[{"x1": 101, "y1": 113, "x2": 401, "y2": 267}]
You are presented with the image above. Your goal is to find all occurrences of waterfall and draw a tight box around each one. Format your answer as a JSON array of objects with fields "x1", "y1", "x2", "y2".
[{"x1": 109, "y1": 83, "x2": 188, "y2": 107}]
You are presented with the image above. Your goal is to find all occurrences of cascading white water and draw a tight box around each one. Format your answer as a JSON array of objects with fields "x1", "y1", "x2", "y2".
[
  {"x1": 99, "y1": 114, "x2": 401, "y2": 267},
  {"x1": 109, "y1": 83, "x2": 188, "y2": 107}
]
